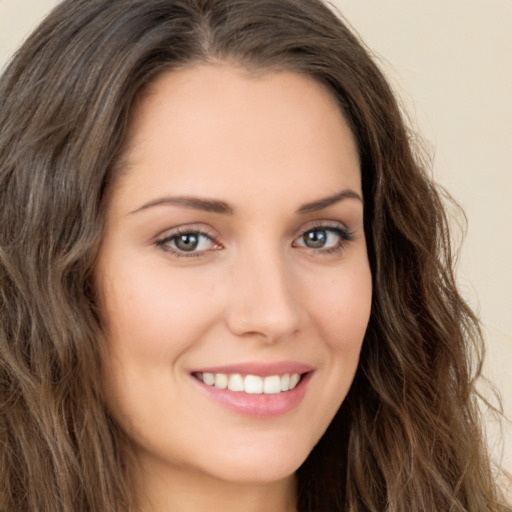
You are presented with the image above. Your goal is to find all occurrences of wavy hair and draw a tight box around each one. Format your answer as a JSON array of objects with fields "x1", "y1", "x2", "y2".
[{"x1": 0, "y1": 0, "x2": 508, "y2": 510}]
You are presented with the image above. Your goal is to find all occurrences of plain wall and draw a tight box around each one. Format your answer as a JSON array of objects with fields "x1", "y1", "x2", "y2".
[
  {"x1": 1, "y1": 0, "x2": 510, "y2": 475},
  {"x1": 333, "y1": 0, "x2": 512, "y2": 476}
]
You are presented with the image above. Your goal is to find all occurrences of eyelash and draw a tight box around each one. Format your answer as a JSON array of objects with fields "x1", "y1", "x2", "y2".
[
  {"x1": 155, "y1": 223, "x2": 354, "y2": 258},
  {"x1": 293, "y1": 223, "x2": 354, "y2": 254},
  {"x1": 155, "y1": 227, "x2": 219, "y2": 258}
]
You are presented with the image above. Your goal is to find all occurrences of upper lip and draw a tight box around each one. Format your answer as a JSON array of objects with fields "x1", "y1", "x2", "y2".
[{"x1": 191, "y1": 361, "x2": 315, "y2": 377}]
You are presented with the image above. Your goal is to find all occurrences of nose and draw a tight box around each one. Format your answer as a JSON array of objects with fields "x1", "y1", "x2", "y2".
[{"x1": 225, "y1": 248, "x2": 301, "y2": 343}]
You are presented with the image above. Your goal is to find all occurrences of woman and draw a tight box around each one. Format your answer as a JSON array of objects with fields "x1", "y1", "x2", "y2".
[{"x1": 0, "y1": 0, "x2": 508, "y2": 510}]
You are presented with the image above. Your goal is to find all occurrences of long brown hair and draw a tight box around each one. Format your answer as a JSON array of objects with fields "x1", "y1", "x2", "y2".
[{"x1": 0, "y1": 0, "x2": 508, "y2": 510}]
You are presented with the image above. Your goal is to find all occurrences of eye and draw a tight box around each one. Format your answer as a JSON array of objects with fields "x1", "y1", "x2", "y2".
[
  {"x1": 293, "y1": 226, "x2": 351, "y2": 251},
  {"x1": 156, "y1": 229, "x2": 218, "y2": 255}
]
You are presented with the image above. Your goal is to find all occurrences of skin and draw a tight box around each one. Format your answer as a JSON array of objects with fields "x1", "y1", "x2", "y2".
[{"x1": 95, "y1": 64, "x2": 372, "y2": 512}]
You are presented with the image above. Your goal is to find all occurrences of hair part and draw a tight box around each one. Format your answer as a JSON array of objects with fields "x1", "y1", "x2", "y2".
[{"x1": 0, "y1": 0, "x2": 508, "y2": 510}]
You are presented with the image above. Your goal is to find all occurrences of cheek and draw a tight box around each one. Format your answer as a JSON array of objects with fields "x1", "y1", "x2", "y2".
[
  {"x1": 293, "y1": 259, "x2": 372, "y2": 444},
  {"x1": 97, "y1": 262, "x2": 224, "y2": 430},
  {"x1": 304, "y1": 259, "x2": 372, "y2": 354},
  {"x1": 100, "y1": 261, "x2": 222, "y2": 360}
]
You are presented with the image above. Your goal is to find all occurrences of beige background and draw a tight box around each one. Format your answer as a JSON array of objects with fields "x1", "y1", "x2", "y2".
[{"x1": 1, "y1": 0, "x2": 510, "y2": 475}]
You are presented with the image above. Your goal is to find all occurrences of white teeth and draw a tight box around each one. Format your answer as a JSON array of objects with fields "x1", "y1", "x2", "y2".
[
  {"x1": 214, "y1": 373, "x2": 228, "y2": 389},
  {"x1": 263, "y1": 375, "x2": 281, "y2": 394},
  {"x1": 196, "y1": 372, "x2": 303, "y2": 394},
  {"x1": 280, "y1": 373, "x2": 290, "y2": 391},
  {"x1": 244, "y1": 375, "x2": 263, "y2": 394},
  {"x1": 202, "y1": 372, "x2": 215, "y2": 386},
  {"x1": 289, "y1": 373, "x2": 300, "y2": 389},
  {"x1": 228, "y1": 374, "x2": 244, "y2": 392}
]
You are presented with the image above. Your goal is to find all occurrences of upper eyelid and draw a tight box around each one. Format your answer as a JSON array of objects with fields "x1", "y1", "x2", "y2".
[
  {"x1": 158, "y1": 229, "x2": 214, "y2": 243},
  {"x1": 293, "y1": 225, "x2": 351, "y2": 243},
  {"x1": 156, "y1": 220, "x2": 347, "y2": 237},
  {"x1": 155, "y1": 224, "x2": 218, "y2": 242},
  {"x1": 292, "y1": 220, "x2": 350, "y2": 238},
  {"x1": 155, "y1": 220, "x2": 350, "y2": 239}
]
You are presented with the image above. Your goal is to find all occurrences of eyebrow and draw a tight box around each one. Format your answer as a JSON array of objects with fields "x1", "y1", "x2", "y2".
[
  {"x1": 296, "y1": 189, "x2": 363, "y2": 214},
  {"x1": 129, "y1": 188, "x2": 362, "y2": 216},
  {"x1": 130, "y1": 196, "x2": 234, "y2": 215}
]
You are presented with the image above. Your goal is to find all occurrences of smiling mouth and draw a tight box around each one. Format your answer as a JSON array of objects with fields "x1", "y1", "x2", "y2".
[{"x1": 192, "y1": 372, "x2": 304, "y2": 395}]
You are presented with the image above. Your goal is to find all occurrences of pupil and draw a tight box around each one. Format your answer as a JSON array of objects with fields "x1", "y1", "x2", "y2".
[
  {"x1": 304, "y1": 230, "x2": 327, "y2": 248},
  {"x1": 176, "y1": 233, "x2": 199, "y2": 251}
]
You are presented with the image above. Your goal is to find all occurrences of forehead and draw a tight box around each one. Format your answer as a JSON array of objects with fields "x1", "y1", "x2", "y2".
[{"x1": 111, "y1": 64, "x2": 361, "y2": 212}]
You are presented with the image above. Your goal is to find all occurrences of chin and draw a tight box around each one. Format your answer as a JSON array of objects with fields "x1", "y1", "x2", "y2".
[{"x1": 197, "y1": 434, "x2": 314, "y2": 485}]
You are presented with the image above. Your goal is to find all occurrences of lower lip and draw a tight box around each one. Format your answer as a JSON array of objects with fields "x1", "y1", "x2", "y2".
[{"x1": 192, "y1": 372, "x2": 312, "y2": 418}]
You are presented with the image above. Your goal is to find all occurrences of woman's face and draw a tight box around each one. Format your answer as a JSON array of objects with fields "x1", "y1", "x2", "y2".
[{"x1": 95, "y1": 64, "x2": 372, "y2": 487}]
